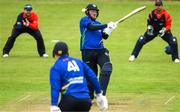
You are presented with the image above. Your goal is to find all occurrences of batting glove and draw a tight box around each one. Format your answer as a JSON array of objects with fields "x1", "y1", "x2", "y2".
[
  {"x1": 50, "y1": 106, "x2": 61, "y2": 112},
  {"x1": 103, "y1": 27, "x2": 113, "y2": 35},
  {"x1": 96, "y1": 93, "x2": 108, "y2": 111},
  {"x1": 103, "y1": 21, "x2": 117, "y2": 35},
  {"x1": 159, "y1": 27, "x2": 166, "y2": 37},
  {"x1": 147, "y1": 25, "x2": 154, "y2": 36},
  {"x1": 107, "y1": 21, "x2": 117, "y2": 30}
]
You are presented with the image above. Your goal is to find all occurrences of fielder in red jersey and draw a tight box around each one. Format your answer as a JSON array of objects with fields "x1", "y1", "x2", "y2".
[
  {"x1": 3, "y1": 4, "x2": 48, "y2": 58},
  {"x1": 129, "y1": 0, "x2": 179, "y2": 63},
  {"x1": 22, "y1": 11, "x2": 38, "y2": 30}
]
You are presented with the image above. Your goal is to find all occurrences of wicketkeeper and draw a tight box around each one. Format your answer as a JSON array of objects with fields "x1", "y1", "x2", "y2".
[
  {"x1": 2, "y1": 4, "x2": 48, "y2": 58},
  {"x1": 50, "y1": 41, "x2": 108, "y2": 112},
  {"x1": 129, "y1": 0, "x2": 179, "y2": 63},
  {"x1": 80, "y1": 3, "x2": 117, "y2": 99}
]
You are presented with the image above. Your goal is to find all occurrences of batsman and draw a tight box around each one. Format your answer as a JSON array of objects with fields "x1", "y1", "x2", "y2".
[
  {"x1": 79, "y1": 3, "x2": 117, "y2": 99},
  {"x1": 129, "y1": 0, "x2": 179, "y2": 63}
]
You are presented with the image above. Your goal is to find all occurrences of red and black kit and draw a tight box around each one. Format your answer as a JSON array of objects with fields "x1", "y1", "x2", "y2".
[{"x1": 3, "y1": 11, "x2": 46, "y2": 56}]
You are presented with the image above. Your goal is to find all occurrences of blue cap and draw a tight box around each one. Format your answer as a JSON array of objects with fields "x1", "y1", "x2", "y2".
[{"x1": 24, "y1": 4, "x2": 32, "y2": 11}]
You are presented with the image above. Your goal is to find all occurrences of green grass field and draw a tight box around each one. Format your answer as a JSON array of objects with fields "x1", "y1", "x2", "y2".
[{"x1": 0, "y1": 0, "x2": 180, "y2": 112}]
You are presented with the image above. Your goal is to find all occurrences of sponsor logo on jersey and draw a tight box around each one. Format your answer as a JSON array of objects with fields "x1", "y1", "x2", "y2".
[{"x1": 69, "y1": 76, "x2": 83, "y2": 84}]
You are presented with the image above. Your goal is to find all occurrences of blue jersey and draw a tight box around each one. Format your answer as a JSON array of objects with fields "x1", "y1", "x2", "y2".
[
  {"x1": 50, "y1": 55, "x2": 101, "y2": 106},
  {"x1": 80, "y1": 16, "x2": 104, "y2": 50}
]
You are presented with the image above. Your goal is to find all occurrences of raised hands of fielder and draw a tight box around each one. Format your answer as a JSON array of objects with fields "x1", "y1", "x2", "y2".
[
  {"x1": 22, "y1": 18, "x2": 30, "y2": 27},
  {"x1": 159, "y1": 27, "x2": 166, "y2": 37},
  {"x1": 147, "y1": 25, "x2": 154, "y2": 36}
]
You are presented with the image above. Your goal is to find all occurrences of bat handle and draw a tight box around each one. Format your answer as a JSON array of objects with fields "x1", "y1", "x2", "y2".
[{"x1": 115, "y1": 21, "x2": 119, "y2": 26}]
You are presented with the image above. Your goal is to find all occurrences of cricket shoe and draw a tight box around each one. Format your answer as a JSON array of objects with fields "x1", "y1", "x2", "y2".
[
  {"x1": 174, "y1": 59, "x2": 180, "y2": 63},
  {"x1": 3, "y1": 54, "x2": 9, "y2": 58},
  {"x1": 42, "y1": 53, "x2": 48, "y2": 58},
  {"x1": 129, "y1": 55, "x2": 135, "y2": 62}
]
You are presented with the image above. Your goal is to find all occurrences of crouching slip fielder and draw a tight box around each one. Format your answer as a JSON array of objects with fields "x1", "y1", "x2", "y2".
[
  {"x1": 2, "y1": 4, "x2": 48, "y2": 58},
  {"x1": 80, "y1": 3, "x2": 117, "y2": 99},
  {"x1": 129, "y1": 0, "x2": 179, "y2": 63},
  {"x1": 50, "y1": 41, "x2": 108, "y2": 112}
]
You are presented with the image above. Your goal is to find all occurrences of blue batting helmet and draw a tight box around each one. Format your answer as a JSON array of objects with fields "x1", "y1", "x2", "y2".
[{"x1": 85, "y1": 4, "x2": 99, "y2": 18}]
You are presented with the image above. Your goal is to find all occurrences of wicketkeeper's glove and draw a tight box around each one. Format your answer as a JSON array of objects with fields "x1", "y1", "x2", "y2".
[
  {"x1": 103, "y1": 21, "x2": 117, "y2": 35},
  {"x1": 147, "y1": 25, "x2": 154, "y2": 36},
  {"x1": 50, "y1": 106, "x2": 61, "y2": 112},
  {"x1": 96, "y1": 93, "x2": 108, "y2": 111},
  {"x1": 159, "y1": 27, "x2": 166, "y2": 37}
]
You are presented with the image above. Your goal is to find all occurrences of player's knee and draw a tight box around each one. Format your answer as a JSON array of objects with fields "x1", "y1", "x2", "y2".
[
  {"x1": 164, "y1": 45, "x2": 172, "y2": 55},
  {"x1": 137, "y1": 35, "x2": 146, "y2": 44},
  {"x1": 101, "y1": 62, "x2": 112, "y2": 75}
]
